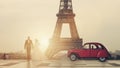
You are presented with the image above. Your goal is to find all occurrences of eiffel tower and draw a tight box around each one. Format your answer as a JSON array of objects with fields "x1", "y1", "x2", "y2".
[{"x1": 45, "y1": 0, "x2": 83, "y2": 58}]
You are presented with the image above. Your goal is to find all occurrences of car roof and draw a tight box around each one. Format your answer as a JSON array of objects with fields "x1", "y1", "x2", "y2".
[{"x1": 84, "y1": 42, "x2": 104, "y2": 46}]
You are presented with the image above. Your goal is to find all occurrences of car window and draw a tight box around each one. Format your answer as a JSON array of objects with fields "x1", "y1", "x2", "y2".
[
  {"x1": 83, "y1": 44, "x2": 89, "y2": 49},
  {"x1": 97, "y1": 44, "x2": 103, "y2": 49},
  {"x1": 91, "y1": 44, "x2": 97, "y2": 49}
]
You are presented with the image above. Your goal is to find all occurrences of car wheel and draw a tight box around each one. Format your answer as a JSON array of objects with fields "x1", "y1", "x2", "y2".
[
  {"x1": 99, "y1": 57, "x2": 106, "y2": 62},
  {"x1": 70, "y1": 54, "x2": 77, "y2": 61}
]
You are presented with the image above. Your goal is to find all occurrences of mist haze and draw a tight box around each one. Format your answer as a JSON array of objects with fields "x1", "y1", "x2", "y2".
[{"x1": 0, "y1": 0, "x2": 120, "y2": 52}]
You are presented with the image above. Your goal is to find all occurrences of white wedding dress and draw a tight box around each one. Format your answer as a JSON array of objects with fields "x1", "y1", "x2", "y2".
[{"x1": 32, "y1": 40, "x2": 43, "y2": 60}]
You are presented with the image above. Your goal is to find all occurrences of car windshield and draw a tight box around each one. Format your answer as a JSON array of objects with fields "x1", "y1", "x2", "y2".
[{"x1": 97, "y1": 44, "x2": 104, "y2": 49}]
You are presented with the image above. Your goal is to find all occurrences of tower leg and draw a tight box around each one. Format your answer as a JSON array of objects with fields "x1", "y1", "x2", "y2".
[{"x1": 45, "y1": 38, "x2": 82, "y2": 59}]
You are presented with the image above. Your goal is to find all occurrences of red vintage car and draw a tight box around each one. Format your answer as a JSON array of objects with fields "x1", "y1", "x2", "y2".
[{"x1": 67, "y1": 42, "x2": 110, "y2": 62}]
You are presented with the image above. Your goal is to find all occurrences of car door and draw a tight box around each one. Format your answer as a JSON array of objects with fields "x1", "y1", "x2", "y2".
[
  {"x1": 79, "y1": 43, "x2": 90, "y2": 57},
  {"x1": 90, "y1": 44, "x2": 100, "y2": 57}
]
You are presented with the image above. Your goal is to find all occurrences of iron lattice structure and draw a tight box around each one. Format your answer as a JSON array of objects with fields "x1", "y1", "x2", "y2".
[{"x1": 45, "y1": 0, "x2": 83, "y2": 58}]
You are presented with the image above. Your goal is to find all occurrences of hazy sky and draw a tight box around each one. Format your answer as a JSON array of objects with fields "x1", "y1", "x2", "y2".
[{"x1": 0, "y1": 0, "x2": 120, "y2": 52}]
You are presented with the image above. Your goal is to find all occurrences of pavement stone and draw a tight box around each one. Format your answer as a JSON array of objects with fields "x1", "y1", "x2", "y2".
[{"x1": 0, "y1": 59, "x2": 120, "y2": 68}]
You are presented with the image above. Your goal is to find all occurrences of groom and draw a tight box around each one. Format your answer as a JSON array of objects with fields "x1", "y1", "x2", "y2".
[{"x1": 24, "y1": 36, "x2": 33, "y2": 60}]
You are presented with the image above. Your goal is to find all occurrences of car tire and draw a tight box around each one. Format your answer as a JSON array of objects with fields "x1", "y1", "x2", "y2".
[
  {"x1": 99, "y1": 57, "x2": 106, "y2": 62},
  {"x1": 69, "y1": 54, "x2": 77, "y2": 61}
]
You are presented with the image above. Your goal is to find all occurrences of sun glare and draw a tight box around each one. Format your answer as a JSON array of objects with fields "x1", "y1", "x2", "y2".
[{"x1": 40, "y1": 37, "x2": 49, "y2": 53}]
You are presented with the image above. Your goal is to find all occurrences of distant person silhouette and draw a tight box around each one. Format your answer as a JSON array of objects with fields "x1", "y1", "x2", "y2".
[
  {"x1": 32, "y1": 39, "x2": 42, "y2": 60},
  {"x1": 24, "y1": 36, "x2": 33, "y2": 60}
]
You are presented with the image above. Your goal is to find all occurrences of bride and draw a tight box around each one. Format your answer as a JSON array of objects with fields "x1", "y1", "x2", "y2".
[{"x1": 32, "y1": 39, "x2": 43, "y2": 60}]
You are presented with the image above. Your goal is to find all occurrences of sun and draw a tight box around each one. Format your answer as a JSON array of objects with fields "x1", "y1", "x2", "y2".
[
  {"x1": 40, "y1": 37, "x2": 49, "y2": 52},
  {"x1": 40, "y1": 38, "x2": 49, "y2": 46}
]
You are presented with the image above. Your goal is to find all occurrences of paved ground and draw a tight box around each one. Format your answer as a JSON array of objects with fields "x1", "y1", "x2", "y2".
[{"x1": 0, "y1": 58, "x2": 120, "y2": 68}]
